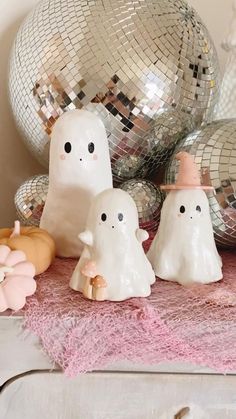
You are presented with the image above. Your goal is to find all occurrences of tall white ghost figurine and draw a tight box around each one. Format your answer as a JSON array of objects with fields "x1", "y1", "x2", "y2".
[
  {"x1": 70, "y1": 188, "x2": 155, "y2": 301},
  {"x1": 40, "y1": 110, "x2": 112, "y2": 257},
  {"x1": 147, "y1": 152, "x2": 223, "y2": 285}
]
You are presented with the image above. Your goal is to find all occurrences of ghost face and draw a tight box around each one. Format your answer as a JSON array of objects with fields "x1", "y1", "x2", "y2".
[
  {"x1": 162, "y1": 189, "x2": 212, "y2": 234},
  {"x1": 61, "y1": 137, "x2": 97, "y2": 162},
  {"x1": 49, "y1": 109, "x2": 111, "y2": 185},
  {"x1": 87, "y1": 188, "x2": 139, "y2": 245}
]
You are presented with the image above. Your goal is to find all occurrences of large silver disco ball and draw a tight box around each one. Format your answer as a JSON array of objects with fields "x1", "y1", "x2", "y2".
[
  {"x1": 15, "y1": 175, "x2": 49, "y2": 226},
  {"x1": 165, "y1": 120, "x2": 236, "y2": 247},
  {"x1": 143, "y1": 109, "x2": 195, "y2": 173},
  {"x1": 9, "y1": 0, "x2": 220, "y2": 182},
  {"x1": 120, "y1": 179, "x2": 163, "y2": 233}
]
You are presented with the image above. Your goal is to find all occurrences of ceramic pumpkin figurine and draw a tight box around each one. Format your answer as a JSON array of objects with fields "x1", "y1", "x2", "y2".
[
  {"x1": 0, "y1": 244, "x2": 36, "y2": 312},
  {"x1": 0, "y1": 221, "x2": 55, "y2": 275}
]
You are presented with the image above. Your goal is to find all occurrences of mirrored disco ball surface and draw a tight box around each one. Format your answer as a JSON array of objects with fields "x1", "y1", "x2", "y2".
[
  {"x1": 120, "y1": 179, "x2": 163, "y2": 233},
  {"x1": 143, "y1": 109, "x2": 195, "y2": 174},
  {"x1": 165, "y1": 120, "x2": 236, "y2": 247},
  {"x1": 15, "y1": 175, "x2": 49, "y2": 226},
  {"x1": 9, "y1": 0, "x2": 220, "y2": 182}
]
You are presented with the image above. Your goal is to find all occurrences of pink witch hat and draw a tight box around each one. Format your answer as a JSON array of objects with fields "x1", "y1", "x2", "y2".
[{"x1": 161, "y1": 151, "x2": 214, "y2": 191}]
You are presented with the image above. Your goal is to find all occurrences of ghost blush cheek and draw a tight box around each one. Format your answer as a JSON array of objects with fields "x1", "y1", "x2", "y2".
[
  {"x1": 88, "y1": 141, "x2": 98, "y2": 161},
  {"x1": 88, "y1": 142, "x2": 95, "y2": 153},
  {"x1": 178, "y1": 205, "x2": 185, "y2": 217},
  {"x1": 60, "y1": 141, "x2": 72, "y2": 160}
]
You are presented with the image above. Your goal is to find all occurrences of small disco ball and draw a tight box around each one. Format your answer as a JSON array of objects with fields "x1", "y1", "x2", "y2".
[
  {"x1": 15, "y1": 174, "x2": 49, "y2": 226},
  {"x1": 9, "y1": 0, "x2": 220, "y2": 183},
  {"x1": 165, "y1": 119, "x2": 236, "y2": 247},
  {"x1": 143, "y1": 109, "x2": 195, "y2": 174},
  {"x1": 113, "y1": 155, "x2": 148, "y2": 184},
  {"x1": 120, "y1": 179, "x2": 163, "y2": 233}
]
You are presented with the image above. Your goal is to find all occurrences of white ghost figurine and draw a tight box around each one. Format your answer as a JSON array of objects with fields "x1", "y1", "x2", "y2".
[
  {"x1": 70, "y1": 188, "x2": 155, "y2": 301},
  {"x1": 147, "y1": 152, "x2": 223, "y2": 285},
  {"x1": 40, "y1": 109, "x2": 112, "y2": 257}
]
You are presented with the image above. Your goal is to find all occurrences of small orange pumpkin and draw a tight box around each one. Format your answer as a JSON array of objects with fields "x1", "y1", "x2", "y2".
[{"x1": 0, "y1": 221, "x2": 56, "y2": 275}]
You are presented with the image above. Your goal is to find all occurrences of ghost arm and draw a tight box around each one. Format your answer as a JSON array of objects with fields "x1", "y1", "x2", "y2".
[
  {"x1": 79, "y1": 230, "x2": 94, "y2": 247},
  {"x1": 136, "y1": 228, "x2": 149, "y2": 243}
]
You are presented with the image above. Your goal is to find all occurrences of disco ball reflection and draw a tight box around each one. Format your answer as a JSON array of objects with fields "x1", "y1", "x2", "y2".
[
  {"x1": 15, "y1": 175, "x2": 49, "y2": 226},
  {"x1": 120, "y1": 178, "x2": 163, "y2": 233},
  {"x1": 9, "y1": 0, "x2": 219, "y2": 182},
  {"x1": 165, "y1": 120, "x2": 236, "y2": 247}
]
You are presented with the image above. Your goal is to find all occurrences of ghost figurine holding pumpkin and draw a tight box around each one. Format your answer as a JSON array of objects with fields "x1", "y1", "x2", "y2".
[{"x1": 147, "y1": 152, "x2": 223, "y2": 285}]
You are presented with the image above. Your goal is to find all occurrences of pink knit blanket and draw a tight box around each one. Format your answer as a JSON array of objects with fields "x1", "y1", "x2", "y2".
[{"x1": 24, "y1": 249, "x2": 236, "y2": 376}]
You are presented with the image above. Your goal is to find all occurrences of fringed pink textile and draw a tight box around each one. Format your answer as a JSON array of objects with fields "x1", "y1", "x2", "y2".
[{"x1": 23, "y1": 248, "x2": 236, "y2": 376}]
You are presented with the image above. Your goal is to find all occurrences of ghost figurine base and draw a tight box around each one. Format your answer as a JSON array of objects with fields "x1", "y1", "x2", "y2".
[
  {"x1": 70, "y1": 189, "x2": 155, "y2": 301},
  {"x1": 148, "y1": 152, "x2": 223, "y2": 286}
]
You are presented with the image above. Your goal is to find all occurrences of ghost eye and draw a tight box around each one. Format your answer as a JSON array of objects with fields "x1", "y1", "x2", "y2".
[
  {"x1": 101, "y1": 213, "x2": 107, "y2": 222},
  {"x1": 64, "y1": 142, "x2": 72, "y2": 153},
  {"x1": 88, "y1": 142, "x2": 95, "y2": 153},
  {"x1": 180, "y1": 205, "x2": 185, "y2": 214},
  {"x1": 196, "y1": 205, "x2": 201, "y2": 212},
  {"x1": 118, "y1": 213, "x2": 123, "y2": 221}
]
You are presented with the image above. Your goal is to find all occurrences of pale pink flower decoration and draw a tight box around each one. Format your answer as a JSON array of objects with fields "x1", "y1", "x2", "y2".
[{"x1": 0, "y1": 245, "x2": 36, "y2": 312}]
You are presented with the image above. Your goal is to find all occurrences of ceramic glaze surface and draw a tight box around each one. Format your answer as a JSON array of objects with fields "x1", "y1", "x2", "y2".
[
  {"x1": 147, "y1": 189, "x2": 223, "y2": 285},
  {"x1": 0, "y1": 245, "x2": 36, "y2": 312},
  {"x1": 40, "y1": 110, "x2": 112, "y2": 257},
  {"x1": 70, "y1": 188, "x2": 155, "y2": 301}
]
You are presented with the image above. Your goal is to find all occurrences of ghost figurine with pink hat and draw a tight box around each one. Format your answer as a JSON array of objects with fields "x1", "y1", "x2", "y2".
[{"x1": 147, "y1": 152, "x2": 223, "y2": 285}]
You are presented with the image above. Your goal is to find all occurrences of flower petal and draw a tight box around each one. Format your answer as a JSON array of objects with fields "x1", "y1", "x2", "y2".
[
  {"x1": 7, "y1": 261, "x2": 36, "y2": 277},
  {"x1": 0, "y1": 288, "x2": 8, "y2": 312},
  {"x1": 3, "y1": 275, "x2": 36, "y2": 297},
  {"x1": 5, "y1": 250, "x2": 26, "y2": 267},
  {"x1": 2, "y1": 291, "x2": 27, "y2": 311},
  {"x1": 0, "y1": 245, "x2": 11, "y2": 265}
]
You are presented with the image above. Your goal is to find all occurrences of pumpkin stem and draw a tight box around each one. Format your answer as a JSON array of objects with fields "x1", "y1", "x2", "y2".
[{"x1": 10, "y1": 220, "x2": 21, "y2": 238}]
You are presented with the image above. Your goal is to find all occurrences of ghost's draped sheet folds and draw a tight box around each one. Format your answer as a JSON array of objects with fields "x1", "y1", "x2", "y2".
[
  {"x1": 70, "y1": 189, "x2": 155, "y2": 301},
  {"x1": 147, "y1": 189, "x2": 223, "y2": 285},
  {"x1": 40, "y1": 110, "x2": 112, "y2": 257}
]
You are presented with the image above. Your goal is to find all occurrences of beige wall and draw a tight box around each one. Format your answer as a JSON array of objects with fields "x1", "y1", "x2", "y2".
[
  {"x1": 0, "y1": 0, "x2": 43, "y2": 228},
  {"x1": 0, "y1": 0, "x2": 233, "y2": 227},
  {"x1": 188, "y1": 0, "x2": 233, "y2": 71}
]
